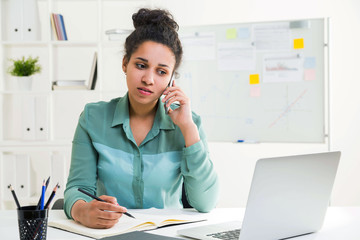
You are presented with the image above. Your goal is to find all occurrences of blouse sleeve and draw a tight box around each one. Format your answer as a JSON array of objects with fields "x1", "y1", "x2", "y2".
[
  {"x1": 181, "y1": 114, "x2": 220, "y2": 212},
  {"x1": 63, "y1": 105, "x2": 98, "y2": 219}
]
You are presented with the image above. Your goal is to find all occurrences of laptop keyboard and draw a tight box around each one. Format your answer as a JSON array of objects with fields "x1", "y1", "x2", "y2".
[{"x1": 206, "y1": 229, "x2": 241, "y2": 240}]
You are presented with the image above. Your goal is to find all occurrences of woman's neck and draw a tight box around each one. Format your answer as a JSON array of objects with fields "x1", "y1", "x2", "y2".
[{"x1": 129, "y1": 98, "x2": 158, "y2": 119}]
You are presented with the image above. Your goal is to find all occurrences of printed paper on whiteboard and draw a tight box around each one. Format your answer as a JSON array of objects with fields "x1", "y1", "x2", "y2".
[
  {"x1": 180, "y1": 32, "x2": 216, "y2": 61},
  {"x1": 253, "y1": 22, "x2": 291, "y2": 51},
  {"x1": 217, "y1": 42, "x2": 255, "y2": 71},
  {"x1": 263, "y1": 53, "x2": 303, "y2": 83}
]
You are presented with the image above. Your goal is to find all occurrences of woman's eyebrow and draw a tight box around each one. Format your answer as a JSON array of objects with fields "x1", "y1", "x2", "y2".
[
  {"x1": 136, "y1": 57, "x2": 170, "y2": 69},
  {"x1": 158, "y1": 63, "x2": 170, "y2": 68},
  {"x1": 136, "y1": 57, "x2": 148, "y2": 62}
]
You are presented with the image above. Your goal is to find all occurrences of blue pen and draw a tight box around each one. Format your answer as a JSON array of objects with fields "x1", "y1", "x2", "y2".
[
  {"x1": 37, "y1": 176, "x2": 50, "y2": 209},
  {"x1": 40, "y1": 180, "x2": 46, "y2": 210}
]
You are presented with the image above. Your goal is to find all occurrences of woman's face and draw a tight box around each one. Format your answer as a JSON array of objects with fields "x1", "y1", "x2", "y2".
[{"x1": 123, "y1": 41, "x2": 176, "y2": 109}]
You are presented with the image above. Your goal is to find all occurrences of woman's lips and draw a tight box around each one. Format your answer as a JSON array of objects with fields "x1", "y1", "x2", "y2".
[{"x1": 138, "y1": 87, "x2": 153, "y2": 95}]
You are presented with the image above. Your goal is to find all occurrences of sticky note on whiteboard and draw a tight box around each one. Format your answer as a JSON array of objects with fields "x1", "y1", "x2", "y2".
[
  {"x1": 250, "y1": 85, "x2": 261, "y2": 97},
  {"x1": 304, "y1": 57, "x2": 316, "y2": 68},
  {"x1": 249, "y1": 74, "x2": 260, "y2": 84},
  {"x1": 294, "y1": 38, "x2": 304, "y2": 49},
  {"x1": 226, "y1": 28, "x2": 237, "y2": 39},
  {"x1": 304, "y1": 69, "x2": 316, "y2": 81},
  {"x1": 237, "y1": 27, "x2": 250, "y2": 39}
]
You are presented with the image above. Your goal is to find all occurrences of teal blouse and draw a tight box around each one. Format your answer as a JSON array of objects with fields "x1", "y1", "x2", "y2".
[{"x1": 64, "y1": 93, "x2": 219, "y2": 219}]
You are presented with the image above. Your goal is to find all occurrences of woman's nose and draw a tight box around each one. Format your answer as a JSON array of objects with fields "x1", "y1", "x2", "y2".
[{"x1": 142, "y1": 71, "x2": 155, "y2": 85}]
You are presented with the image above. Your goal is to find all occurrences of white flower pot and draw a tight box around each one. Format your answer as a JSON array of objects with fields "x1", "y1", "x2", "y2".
[{"x1": 17, "y1": 76, "x2": 33, "y2": 91}]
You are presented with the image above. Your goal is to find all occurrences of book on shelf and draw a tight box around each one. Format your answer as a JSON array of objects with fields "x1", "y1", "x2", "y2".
[
  {"x1": 48, "y1": 210, "x2": 206, "y2": 239},
  {"x1": 58, "y1": 14, "x2": 68, "y2": 40},
  {"x1": 52, "y1": 85, "x2": 87, "y2": 90},
  {"x1": 53, "y1": 80, "x2": 86, "y2": 86},
  {"x1": 50, "y1": 13, "x2": 68, "y2": 40},
  {"x1": 52, "y1": 80, "x2": 87, "y2": 90},
  {"x1": 50, "y1": 13, "x2": 58, "y2": 40},
  {"x1": 88, "y1": 52, "x2": 98, "y2": 90},
  {"x1": 52, "y1": 13, "x2": 62, "y2": 40}
]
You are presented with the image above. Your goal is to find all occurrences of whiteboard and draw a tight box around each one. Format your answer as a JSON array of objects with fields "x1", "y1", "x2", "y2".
[{"x1": 177, "y1": 18, "x2": 327, "y2": 142}]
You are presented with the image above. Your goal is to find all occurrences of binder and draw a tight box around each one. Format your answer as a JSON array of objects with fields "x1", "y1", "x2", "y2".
[
  {"x1": 23, "y1": 0, "x2": 41, "y2": 41},
  {"x1": 21, "y1": 95, "x2": 36, "y2": 140},
  {"x1": 2, "y1": 154, "x2": 16, "y2": 200},
  {"x1": 35, "y1": 95, "x2": 49, "y2": 140},
  {"x1": 51, "y1": 153, "x2": 67, "y2": 197},
  {"x1": 7, "y1": 0, "x2": 41, "y2": 41},
  {"x1": 15, "y1": 155, "x2": 31, "y2": 198},
  {"x1": 7, "y1": 0, "x2": 23, "y2": 41}
]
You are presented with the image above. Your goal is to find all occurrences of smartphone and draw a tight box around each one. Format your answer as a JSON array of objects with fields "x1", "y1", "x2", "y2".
[{"x1": 165, "y1": 76, "x2": 174, "y2": 114}]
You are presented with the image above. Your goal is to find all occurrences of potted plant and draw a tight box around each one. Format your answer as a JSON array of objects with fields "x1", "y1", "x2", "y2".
[{"x1": 8, "y1": 56, "x2": 41, "y2": 90}]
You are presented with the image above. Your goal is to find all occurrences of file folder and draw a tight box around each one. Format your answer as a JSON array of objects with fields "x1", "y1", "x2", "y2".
[
  {"x1": 2, "y1": 154, "x2": 16, "y2": 200},
  {"x1": 35, "y1": 95, "x2": 49, "y2": 140},
  {"x1": 21, "y1": 95, "x2": 36, "y2": 140},
  {"x1": 23, "y1": 0, "x2": 41, "y2": 41},
  {"x1": 15, "y1": 155, "x2": 31, "y2": 198},
  {"x1": 7, "y1": 0, "x2": 23, "y2": 41}
]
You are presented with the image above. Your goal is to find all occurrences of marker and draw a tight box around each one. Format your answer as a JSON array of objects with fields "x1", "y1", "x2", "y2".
[{"x1": 237, "y1": 139, "x2": 259, "y2": 143}]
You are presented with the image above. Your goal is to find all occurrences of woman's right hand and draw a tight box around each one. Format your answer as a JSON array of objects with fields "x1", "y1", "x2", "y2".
[{"x1": 71, "y1": 196, "x2": 128, "y2": 229}]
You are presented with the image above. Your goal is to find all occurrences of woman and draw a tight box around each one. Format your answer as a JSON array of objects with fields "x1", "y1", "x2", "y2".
[{"x1": 64, "y1": 8, "x2": 219, "y2": 229}]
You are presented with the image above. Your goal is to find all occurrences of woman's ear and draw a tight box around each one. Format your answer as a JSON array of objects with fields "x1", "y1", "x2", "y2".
[{"x1": 122, "y1": 57, "x2": 128, "y2": 74}]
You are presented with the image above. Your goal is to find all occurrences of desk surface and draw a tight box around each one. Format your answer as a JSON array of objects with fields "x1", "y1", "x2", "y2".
[{"x1": 0, "y1": 207, "x2": 359, "y2": 239}]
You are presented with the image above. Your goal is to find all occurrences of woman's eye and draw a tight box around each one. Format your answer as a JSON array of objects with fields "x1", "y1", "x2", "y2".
[
  {"x1": 136, "y1": 63, "x2": 146, "y2": 69},
  {"x1": 158, "y1": 70, "x2": 166, "y2": 75}
]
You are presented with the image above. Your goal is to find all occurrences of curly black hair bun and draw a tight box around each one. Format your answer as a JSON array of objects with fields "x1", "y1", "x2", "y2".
[
  {"x1": 125, "y1": 8, "x2": 183, "y2": 71},
  {"x1": 132, "y1": 8, "x2": 179, "y2": 32}
]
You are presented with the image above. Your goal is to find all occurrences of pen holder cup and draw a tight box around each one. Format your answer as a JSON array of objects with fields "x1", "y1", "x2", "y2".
[{"x1": 17, "y1": 206, "x2": 49, "y2": 240}]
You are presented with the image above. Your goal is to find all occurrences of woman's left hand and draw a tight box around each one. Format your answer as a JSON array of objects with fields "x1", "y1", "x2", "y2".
[
  {"x1": 162, "y1": 80, "x2": 200, "y2": 147},
  {"x1": 162, "y1": 80, "x2": 193, "y2": 128}
]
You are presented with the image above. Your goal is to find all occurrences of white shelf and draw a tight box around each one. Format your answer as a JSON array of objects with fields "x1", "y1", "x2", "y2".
[
  {"x1": 1, "y1": 90, "x2": 50, "y2": 95},
  {"x1": 50, "y1": 41, "x2": 98, "y2": 46},
  {"x1": 0, "y1": 41, "x2": 99, "y2": 46},
  {"x1": 0, "y1": 0, "x2": 151, "y2": 210},
  {"x1": 0, "y1": 41, "x2": 48, "y2": 46},
  {"x1": 0, "y1": 140, "x2": 72, "y2": 152}
]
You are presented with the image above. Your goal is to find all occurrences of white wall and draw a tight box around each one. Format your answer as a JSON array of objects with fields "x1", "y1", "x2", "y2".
[
  {"x1": 7, "y1": 0, "x2": 356, "y2": 209},
  {"x1": 147, "y1": 0, "x2": 360, "y2": 207}
]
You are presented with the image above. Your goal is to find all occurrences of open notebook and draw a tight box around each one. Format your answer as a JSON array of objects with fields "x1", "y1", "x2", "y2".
[{"x1": 49, "y1": 209, "x2": 206, "y2": 239}]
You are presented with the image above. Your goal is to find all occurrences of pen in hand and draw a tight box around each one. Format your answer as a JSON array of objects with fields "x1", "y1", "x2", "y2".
[{"x1": 77, "y1": 188, "x2": 135, "y2": 219}]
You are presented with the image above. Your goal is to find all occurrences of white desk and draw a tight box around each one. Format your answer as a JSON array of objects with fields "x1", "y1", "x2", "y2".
[{"x1": 0, "y1": 207, "x2": 359, "y2": 239}]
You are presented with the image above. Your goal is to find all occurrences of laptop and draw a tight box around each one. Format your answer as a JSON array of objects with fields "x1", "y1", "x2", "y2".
[{"x1": 178, "y1": 151, "x2": 341, "y2": 240}]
